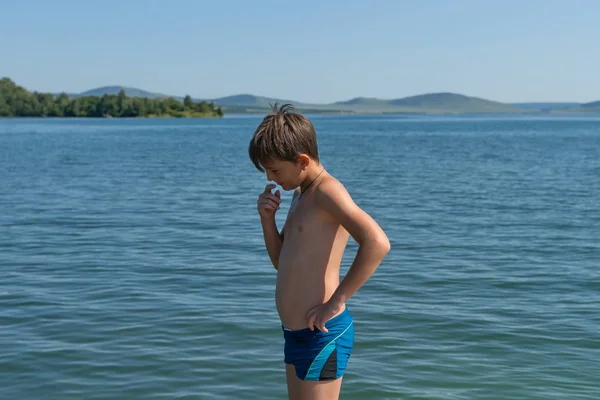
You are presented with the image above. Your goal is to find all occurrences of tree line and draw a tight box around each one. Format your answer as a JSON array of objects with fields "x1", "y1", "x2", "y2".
[{"x1": 0, "y1": 77, "x2": 223, "y2": 118}]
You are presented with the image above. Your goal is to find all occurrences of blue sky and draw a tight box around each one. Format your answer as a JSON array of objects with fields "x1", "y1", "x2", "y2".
[{"x1": 1, "y1": 0, "x2": 599, "y2": 103}]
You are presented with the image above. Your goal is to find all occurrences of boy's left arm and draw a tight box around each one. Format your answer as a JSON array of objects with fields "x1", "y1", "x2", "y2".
[{"x1": 306, "y1": 180, "x2": 391, "y2": 332}]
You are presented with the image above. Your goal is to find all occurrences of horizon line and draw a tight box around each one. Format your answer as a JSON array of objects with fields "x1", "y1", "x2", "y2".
[
  {"x1": 61, "y1": 87, "x2": 594, "y2": 105},
  {"x1": 3, "y1": 77, "x2": 595, "y2": 104}
]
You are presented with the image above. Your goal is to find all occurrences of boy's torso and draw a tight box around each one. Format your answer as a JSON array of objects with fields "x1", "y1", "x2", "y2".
[{"x1": 276, "y1": 186, "x2": 350, "y2": 330}]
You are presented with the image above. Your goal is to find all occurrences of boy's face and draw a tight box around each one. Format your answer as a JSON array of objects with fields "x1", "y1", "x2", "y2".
[{"x1": 261, "y1": 157, "x2": 304, "y2": 191}]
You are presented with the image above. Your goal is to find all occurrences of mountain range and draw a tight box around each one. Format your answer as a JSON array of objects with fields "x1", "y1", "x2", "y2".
[{"x1": 64, "y1": 86, "x2": 600, "y2": 114}]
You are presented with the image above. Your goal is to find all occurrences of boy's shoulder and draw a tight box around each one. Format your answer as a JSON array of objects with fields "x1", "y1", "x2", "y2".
[
  {"x1": 315, "y1": 174, "x2": 378, "y2": 240},
  {"x1": 316, "y1": 175, "x2": 349, "y2": 198},
  {"x1": 314, "y1": 175, "x2": 355, "y2": 214}
]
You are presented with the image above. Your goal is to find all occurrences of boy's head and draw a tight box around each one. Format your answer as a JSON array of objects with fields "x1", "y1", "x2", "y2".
[{"x1": 248, "y1": 103, "x2": 320, "y2": 190}]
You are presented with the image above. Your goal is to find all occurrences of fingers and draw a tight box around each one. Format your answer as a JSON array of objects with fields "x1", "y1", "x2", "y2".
[
  {"x1": 306, "y1": 310, "x2": 316, "y2": 331},
  {"x1": 318, "y1": 317, "x2": 328, "y2": 333},
  {"x1": 262, "y1": 193, "x2": 281, "y2": 204},
  {"x1": 305, "y1": 307, "x2": 329, "y2": 332},
  {"x1": 257, "y1": 187, "x2": 282, "y2": 215},
  {"x1": 258, "y1": 194, "x2": 281, "y2": 209},
  {"x1": 314, "y1": 311, "x2": 327, "y2": 333},
  {"x1": 259, "y1": 198, "x2": 280, "y2": 210},
  {"x1": 311, "y1": 316, "x2": 328, "y2": 333}
]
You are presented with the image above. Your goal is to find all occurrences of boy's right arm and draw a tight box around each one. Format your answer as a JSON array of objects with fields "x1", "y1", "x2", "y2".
[
  {"x1": 257, "y1": 184, "x2": 283, "y2": 269},
  {"x1": 260, "y1": 217, "x2": 283, "y2": 270}
]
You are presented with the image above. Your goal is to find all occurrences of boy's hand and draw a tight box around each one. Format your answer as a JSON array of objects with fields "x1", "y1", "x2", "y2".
[
  {"x1": 257, "y1": 183, "x2": 281, "y2": 220},
  {"x1": 305, "y1": 298, "x2": 345, "y2": 333}
]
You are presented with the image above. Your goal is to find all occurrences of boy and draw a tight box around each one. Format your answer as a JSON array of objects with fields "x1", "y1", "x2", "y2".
[{"x1": 248, "y1": 104, "x2": 390, "y2": 400}]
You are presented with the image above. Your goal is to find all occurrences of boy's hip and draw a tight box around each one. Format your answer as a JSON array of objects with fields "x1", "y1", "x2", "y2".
[
  {"x1": 281, "y1": 306, "x2": 352, "y2": 336},
  {"x1": 281, "y1": 307, "x2": 354, "y2": 381}
]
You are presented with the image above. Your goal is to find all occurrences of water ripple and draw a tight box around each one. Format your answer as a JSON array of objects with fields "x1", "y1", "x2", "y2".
[{"x1": 1, "y1": 116, "x2": 599, "y2": 399}]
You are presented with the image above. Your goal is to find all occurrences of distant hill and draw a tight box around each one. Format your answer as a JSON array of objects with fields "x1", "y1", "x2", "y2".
[
  {"x1": 75, "y1": 86, "x2": 168, "y2": 99},
  {"x1": 211, "y1": 92, "x2": 524, "y2": 114},
  {"x1": 210, "y1": 94, "x2": 302, "y2": 108},
  {"x1": 67, "y1": 87, "x2": 524, "y2": 113},
  {"x1": 386, "y1": 93, "x2": 522, "y2": 113},
  {"x1": 582, "y1": 100, "x2": 600, "y2": 108},
  {"x1": 569, "y1": 100, "x2": 600, "y2": 113},
  {"x1": 61, "y1": 85, "x2": 600, "y2": 115},
  {"x1": 326, "y1": 93, "x2": 524, "y2": 114},
  {"x1": 333, "y1": 97, "x2": 389, "y2": 106}
]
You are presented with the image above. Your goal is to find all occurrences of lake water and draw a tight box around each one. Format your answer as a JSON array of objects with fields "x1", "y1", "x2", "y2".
[{"x1": 1, "y1": 115, "x2": 599, "y2": 399}]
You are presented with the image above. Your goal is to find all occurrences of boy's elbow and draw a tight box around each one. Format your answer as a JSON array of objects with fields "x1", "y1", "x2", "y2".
[
  {"x1": 362, "y1": 231, "x2": 390, "y2": 257},
  {"x1": 377, "y1": 234, "x2": 391, "y2": 256}
]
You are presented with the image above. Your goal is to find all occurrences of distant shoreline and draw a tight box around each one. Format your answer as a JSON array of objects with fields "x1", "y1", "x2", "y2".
[
  {"x1": 0, "y1": 78, "x2": 224, "y2": 119},
  {"x1": 4, "y1": 112, "x2": 600, "y2": 121},
  {"x1": 0, "y1": 114, "x2": 224, "y2": 119},
  {"x1": 219, "y1": 109, "x2": 600, "y2": 116},
  {"x1": 3, "y1": 77, "x2": 600, "y2": 116}
]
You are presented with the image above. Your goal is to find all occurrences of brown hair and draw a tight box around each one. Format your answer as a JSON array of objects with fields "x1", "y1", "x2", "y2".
[{"x1": 248, "y1": 103, "x2": 319, "y2": 172}]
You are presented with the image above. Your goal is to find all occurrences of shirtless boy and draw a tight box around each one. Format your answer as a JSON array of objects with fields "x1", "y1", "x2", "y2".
[{"x1": 249, "y1": 104, "x2": 390, "y2": 400}]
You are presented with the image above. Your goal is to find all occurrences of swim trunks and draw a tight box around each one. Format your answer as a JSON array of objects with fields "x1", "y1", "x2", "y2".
[{"x1": 282, "y1": 306, "x2": 354, "y2": 381}]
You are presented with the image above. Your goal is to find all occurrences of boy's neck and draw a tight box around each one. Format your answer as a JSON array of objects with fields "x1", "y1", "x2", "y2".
[{"x1": 299, "y1": 164, "x2": 325, "y2": 197}]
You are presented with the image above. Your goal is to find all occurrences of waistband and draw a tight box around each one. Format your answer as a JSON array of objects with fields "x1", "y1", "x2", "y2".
[{"x1": 282, "y1": 306, "x2": 352, "y2": 336}]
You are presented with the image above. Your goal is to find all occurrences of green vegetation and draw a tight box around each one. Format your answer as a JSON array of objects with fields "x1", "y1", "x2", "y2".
[
  {"x1": 0, "y1": 78, "x2": 223, "y2": 118},
  {"x1": 3, "y1": 77, "x2": 598, "y2": 117}
]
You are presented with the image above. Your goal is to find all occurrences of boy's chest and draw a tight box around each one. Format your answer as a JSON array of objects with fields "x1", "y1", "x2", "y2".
[{"x1": 284, "y1": 199, "x2": 330, "y2": 236}]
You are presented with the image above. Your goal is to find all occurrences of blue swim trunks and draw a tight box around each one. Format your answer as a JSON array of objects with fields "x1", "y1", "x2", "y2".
[{"x1": 282, "y1": 307, "x2": 354, "y2": 381}]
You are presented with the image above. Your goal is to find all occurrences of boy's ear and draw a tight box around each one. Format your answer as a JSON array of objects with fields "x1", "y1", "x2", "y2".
[{"x1": 296, "y1": 154, "x2": 310, "y2": 169}]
